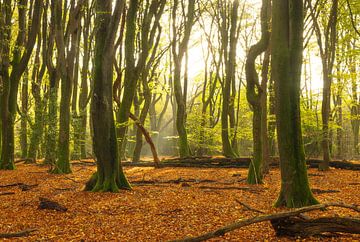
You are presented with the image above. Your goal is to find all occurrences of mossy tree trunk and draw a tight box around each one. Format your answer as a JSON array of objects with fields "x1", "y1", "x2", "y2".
[
  {"x1": 71, "y1": 21, "x2": 82, "y2": 160},
  {"x1": 272, "y1": 0, "x2": 318, "y2": 208},
  {"x1": 246, "y1": 0, "x2": 270, "y2": 184},
  {"x1": 1, "y1": 0, "x2": 42, "y2": 170},
  {"x1": 28, "y1": 24, "x2": 46, "y2": 162},
  {"x1": 20, "y1": 69, "x2": 29, "y2": 158},
  {"x1": 44, "y1": 4, "x2": 60, "y2": 165},
  {"x1": 52, "y1": 0, "x2": 83, "y2": 174},
  {"x1": 85, "y1": 0, "x2": 130, "y2": 192}
]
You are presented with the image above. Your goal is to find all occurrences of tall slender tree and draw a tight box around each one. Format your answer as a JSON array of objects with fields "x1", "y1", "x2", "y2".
[
  {"x1": 246, "y1": 0, "x2": 270, "y2": 184},
  {"x1": 171, "y1": 0, "x2": 196, "y2": 157},
  {"x1": 216, "y1": 0, "x2": 239, "y2": 158},
  {"x1": 52, "y1": 0, "x2": 83, "y2": 174},
  {"x1": 272, "y1": 0, "x2": 318, "y2": 207},
  {"x1": 308, "y1": 0, "x2": 339, "y2": 170}
]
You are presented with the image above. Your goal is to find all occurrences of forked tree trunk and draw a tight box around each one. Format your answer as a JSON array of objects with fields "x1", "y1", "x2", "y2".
[{"x1": 85, "y1": 0, "x2": 130, "y2": 192}]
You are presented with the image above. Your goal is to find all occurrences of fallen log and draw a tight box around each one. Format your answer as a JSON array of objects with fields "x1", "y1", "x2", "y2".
[
  {"x1": 271, "y1": 216, "x2": 360, "y2": 237},
  {"x1": 120, "y1": 157, "x2": 360, "y2": 170},
  {"x1": 171, "y1": 203, "x2": 360, "y2": 242},
  {"x1": 307, "y1": 159, "x2": 360, "y2": 170},
  {"x1": 0, "y1": 229, "x2": 37, "y2": 239},
  {"x1": 38, "y1": 197, "x2": 67, "y2": 212}
]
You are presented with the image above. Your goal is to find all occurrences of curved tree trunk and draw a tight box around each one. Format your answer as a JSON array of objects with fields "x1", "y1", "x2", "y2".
[{"x1": 245, "y1": 0, "x2": 270, "y2": 184}]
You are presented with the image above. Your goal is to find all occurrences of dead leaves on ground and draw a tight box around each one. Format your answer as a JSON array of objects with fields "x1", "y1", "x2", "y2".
[{"x1": 0, "y1": 163, "x2": 359, "y2": 241}]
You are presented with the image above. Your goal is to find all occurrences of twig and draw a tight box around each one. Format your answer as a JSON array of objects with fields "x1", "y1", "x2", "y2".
[{"x1": 63, "y1": 176, "x2": 81, "y2": 183}]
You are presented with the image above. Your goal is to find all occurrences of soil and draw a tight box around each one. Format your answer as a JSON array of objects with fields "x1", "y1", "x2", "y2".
[{"x1": 0, "y1": 162, "x2": 359, "y2": 241}]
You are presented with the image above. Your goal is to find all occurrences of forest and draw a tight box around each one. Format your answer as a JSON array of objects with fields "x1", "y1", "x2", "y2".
[{"x1": 0, "y1": 0, "x2": 359, "y2": 241}]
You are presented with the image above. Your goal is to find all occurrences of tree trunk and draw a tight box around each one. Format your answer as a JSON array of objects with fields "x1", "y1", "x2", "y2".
[
  {"x1": 78, "y1": 2, "x2": 92, "y2": 159},
  {"x1": 272, "y1": 0, "x2": 318, "y2": 207},
  {"x1": 245, "y1": 0, "x2": 270, "y2": 184},
  {"x1": 20, "y1": 69, "x2": 29, "y2": 158},
  {"x1": 171, "y1": 0, "x2": 195, "y2": 158},
  {"x1": 85, "y1": 0, "x2": 130, "y2": 192},
  {"x1": 28, "y1": 28, "x2": 46, "y2": 162},
  {"x1": 220, "y1": 0, "x2": 239, "y2": 159},
  {"x1": 1, "y1": 0, "x2": 42, "y2": 170},
  {"x1": 52, "y1": 0, "x2": 82, "y2": 174}
]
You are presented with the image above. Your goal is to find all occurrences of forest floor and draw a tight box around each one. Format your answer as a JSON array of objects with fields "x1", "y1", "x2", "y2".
[{"x1": 0, "y1": 161, "x2": 359, "y2": 241}]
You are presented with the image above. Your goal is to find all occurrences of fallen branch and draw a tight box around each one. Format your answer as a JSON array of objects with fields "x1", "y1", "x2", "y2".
[
  {"x1": 311, "y1": 188, "x2": 340, "y2": 194},
  {"x1": 0, "y1": 229, "x2": 37, "y2": 239},
  {"x1": 19, "y1": 184, "x2": 39, "y2": 191},
  {"x1": 38, "y1": 197, "x2": 68, "y2": 212},
  {"x1": 198, "y1": 186, "x2": 262, "y2": 194},
  {"x1": 71, "y1": 161, "x2": 96, "y2": 166},
  {"x1": 0, "y1": 183, "x2": 38, "y2": 191},
  {"x1": 131, "y1": 178, "x2": 217, "y2": 185},
  {"x1": 0, "y1": 192, "x2": 15, "y2": 196},
  {"x1": 0, "y1": 183, "x2": 24, "y2": 188},
  {"x1": 14, "y1": 158, "x2": 34, "y2": 164},
  {"x1": 129, "y1": 112, "x2": 160, "y2": 167},
  {"x1": 235, "y1": 199, "x2": 265, "y2": 214},
  {"x1": 171, "y1": 203, "x2": 360, "y2": 242}
]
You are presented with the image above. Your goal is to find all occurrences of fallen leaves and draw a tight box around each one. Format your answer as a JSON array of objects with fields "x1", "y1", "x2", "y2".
[{"x1": 0, "y1": 164, "x2": 358, "y2": 241}]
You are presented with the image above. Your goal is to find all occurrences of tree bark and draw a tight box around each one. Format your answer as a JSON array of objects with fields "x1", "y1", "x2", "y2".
[
  {"x1": 1, "y1": 0, "x2": 42, "y2": 170},
  {"x1": 85, "y1": 0, "x2": 130, "y2": 192},
  {"x1": 245, "y1": 0, "x2": 270, "y2": 184},
  {"x1": 171, "y1": 0, "x2": 196, "y2": 157},
  {"x1": 272, "y1": 0, "x2": 318, "y2": 207}
]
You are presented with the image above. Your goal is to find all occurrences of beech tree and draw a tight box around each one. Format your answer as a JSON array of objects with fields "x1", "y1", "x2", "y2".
[
  {"x1": 308, "y1": 0, "x2": 339, "y2": 170},
  {"x1": 272, "y1": 0, "x2": 318, "y2": 207},
  {"x1": 245, "y1": 0, "x2": 270, "y2": 184},
  {"x1": 217, "y1": 0, "x2": 240, "y2": 158},
  {"x1": 51, "y1": 0, "x2": 83, "y2": 174},
  {"x1": 171, "y1": 0, "x2": 196, "y2": 157},
  {"x1": 0, "y1": 0, "x2": 42, "y2": 170},
  {"x1": 85, "y1": 0, "x2": 130, "y2": 192}
]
